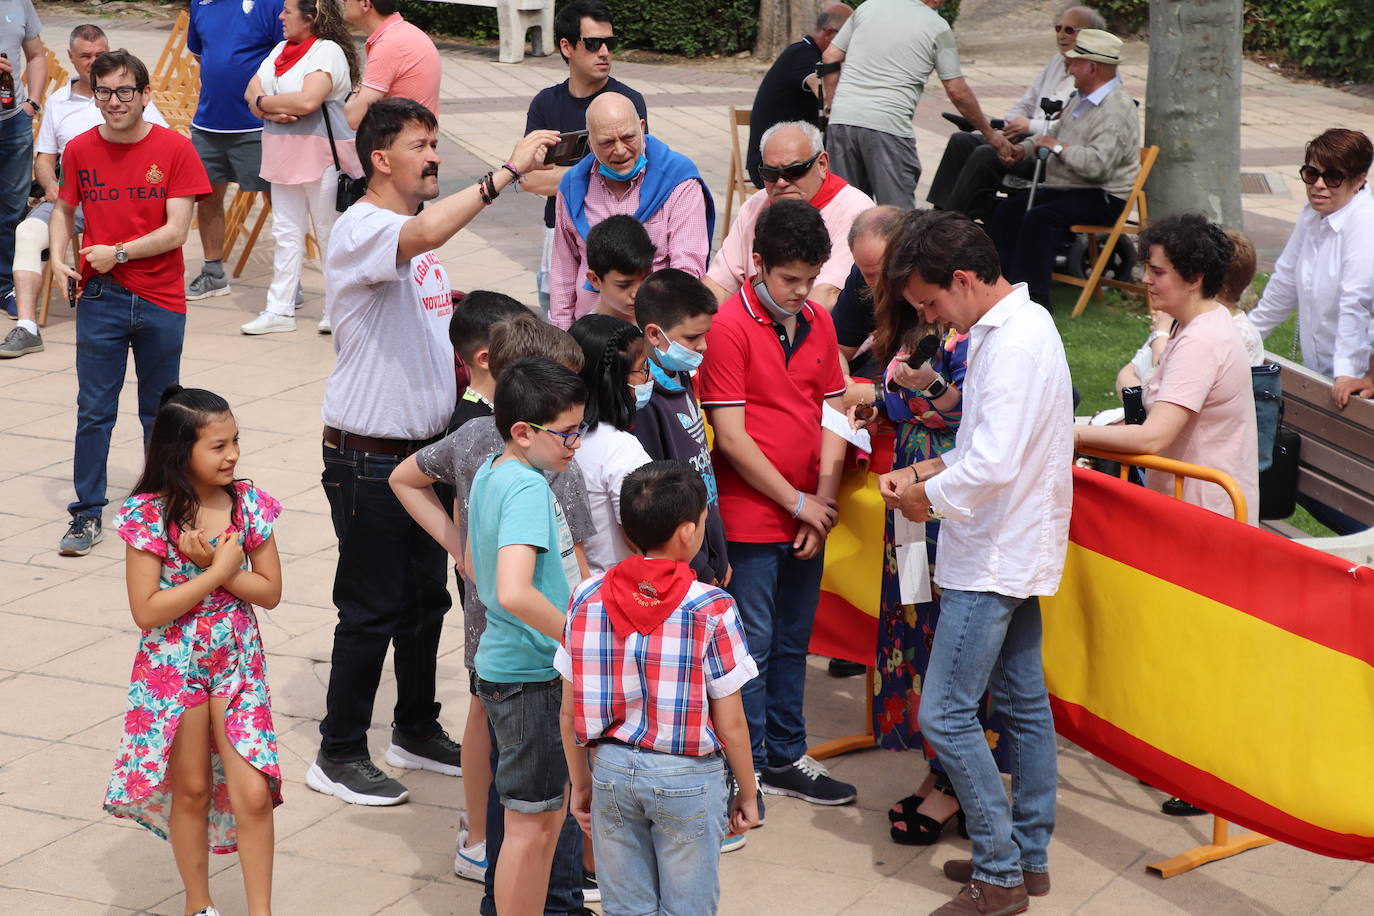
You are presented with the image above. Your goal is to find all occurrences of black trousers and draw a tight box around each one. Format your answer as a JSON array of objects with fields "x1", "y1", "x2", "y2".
[
  {"x1": 318, "y1": 442, "x2": 452, "y2": 759},
  {"x1": 986, "y1": 187, "x2": 1126, "y2": 308},
  {"x1": 927, "y1": 131, "x2": 1036, "y2": 219}
]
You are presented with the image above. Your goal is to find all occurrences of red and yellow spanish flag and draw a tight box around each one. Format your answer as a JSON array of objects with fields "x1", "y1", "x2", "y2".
[
  {"x1": 1044, "y1": 467, "x2": 1374, "y2": 861},
  {"x1": 810, "y1": 464, "x2": 885, "y2": 666}
]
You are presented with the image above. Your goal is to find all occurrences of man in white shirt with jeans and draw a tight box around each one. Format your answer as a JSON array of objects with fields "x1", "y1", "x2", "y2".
[{"x1": 877, "y1": 210, "x2": 1072, "y2": 916}]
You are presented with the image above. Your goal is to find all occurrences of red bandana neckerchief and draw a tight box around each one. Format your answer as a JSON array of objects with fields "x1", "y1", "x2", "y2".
[
  {"x1": 601, "y1": 556, "x2": 697, "y2": 637},
  {"x1": 808, "y1": 170, "x2": 849, "y2": 211},
  {"x1": 275, "y1": 35, "x2": 318, "y2": 77}
]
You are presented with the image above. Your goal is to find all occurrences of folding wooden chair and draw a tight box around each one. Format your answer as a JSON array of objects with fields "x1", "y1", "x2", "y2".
[
  {"x1": 151, "y1": 53, "x2": 200, "y2": 137},
  {"x1": 223, "y1": 188, "x2": 321, "y2": 277},
  {"x1": 723, "y1": 107, "x2": 754, "y2": 229},
  {"x1": 1052, "y1": 145, "x2": 1159, "y2": 317},
  {"x1": 151, "y1": 10, "x2": 191, "y2": 92},
  {"x1": 32, "y1": 49, "x2": 68, "y2": 141}
]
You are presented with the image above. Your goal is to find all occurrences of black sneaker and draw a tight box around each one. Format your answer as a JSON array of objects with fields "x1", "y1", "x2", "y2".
[
  {"x1": 385, "y1": 727, "x2": 462, "y2": 776},
  {"x1": 760, "y1": 755, "x2": 857, "y2": 805},
  {"x1": 306, "y1": 752, "x2": 409, "y2": 805},
  {"x1": 582, "y1": 870, "x2": 601, "y2": 903},
  {"x1": 58, "y1": 516, "x2": 102, "y2": 556}
]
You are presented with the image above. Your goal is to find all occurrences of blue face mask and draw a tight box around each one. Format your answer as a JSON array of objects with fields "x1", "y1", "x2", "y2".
[
  {"x1": 655, "y1": 337, "x2": 703, "y2": 373},
  {"x1": 598, "y1": 151, "x2": 648, "y2": 183},
  {"x1": 632, "y1": 379, "x2": 654, "y2": 409}
]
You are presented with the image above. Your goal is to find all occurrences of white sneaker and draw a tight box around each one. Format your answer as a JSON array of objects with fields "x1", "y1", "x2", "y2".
[
  {"x1": 453, "y1": 813, "x2": 488, "y2": 882},
  {"x1": 241, "y1": 311, "x2": 296, "y2": 335},
  {"x1": 189, "y1": 908, "x2": 222, "y2": 916},
  {"x1": 317, "y1": 315, "x2": 332, "y2": 334}
]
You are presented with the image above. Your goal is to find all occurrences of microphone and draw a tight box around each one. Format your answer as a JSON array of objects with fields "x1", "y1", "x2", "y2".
[{"x1": 888, "y1": 334, "x2": 941, "y2": 392}]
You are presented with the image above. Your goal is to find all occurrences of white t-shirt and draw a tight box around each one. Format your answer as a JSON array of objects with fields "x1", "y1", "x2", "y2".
[
  {"x1": 321, "y1": 202, "x2": 455, "y2": 439},
  {"x1": 576, "y1": 423, "x2": 652, "y2": 575},
  {"x1": 36, "y1": 80, "x2": 169, "y2": 155}
]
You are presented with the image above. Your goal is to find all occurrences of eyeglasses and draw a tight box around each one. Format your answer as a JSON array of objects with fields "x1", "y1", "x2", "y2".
[
  {"x1": 759, "y1": 150, "x2": 823, "y2": 184},
  {"x1": 579, "y1": 35, "x2": 619, "y2": 52},
  {"x1": 1299, "y1": 164, "x2": 1351, "y2": 188},
  {"x1": 627, "y1": 365, "x2": 651, "y2": 382},
  {"x1": 527, "y1": 421, "x2": 588, "y2": 448},
  {"x1": 1054, "y1": 24, "x2": 1080, "y2": 34},
  {"x1": 93, "y1": 85, "x2": 142, "y2": 102}
]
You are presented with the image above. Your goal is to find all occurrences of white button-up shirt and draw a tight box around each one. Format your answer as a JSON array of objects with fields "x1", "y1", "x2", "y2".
[
  {"x1": 1247, "y1": 190, "x2": 1374, "y2": 379},
  {"x1": 925, "y1": 284, "x2": 1074, "y2": 599}
]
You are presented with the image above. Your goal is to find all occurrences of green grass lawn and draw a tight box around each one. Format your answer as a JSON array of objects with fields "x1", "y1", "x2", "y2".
[{"x1": 1051, "y1": 276, "x2": 1331, "y2": 536}]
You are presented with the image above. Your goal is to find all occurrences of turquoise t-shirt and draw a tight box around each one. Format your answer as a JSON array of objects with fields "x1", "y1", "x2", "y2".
[{"x1": 469, "y1": 456, "x2": 580, "y2": 682}]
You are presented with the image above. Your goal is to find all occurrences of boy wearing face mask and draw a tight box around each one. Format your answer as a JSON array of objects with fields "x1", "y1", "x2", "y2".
[
  {"x1": 695, "y1": 199, "x2": 856, "y2": 808},
  {"x1": 632, "y1": 269, "x2": 730, "y2": 587}
]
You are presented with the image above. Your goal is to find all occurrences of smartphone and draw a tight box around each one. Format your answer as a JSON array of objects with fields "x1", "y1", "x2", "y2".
[
  {"x1": 67, "y1": 276, "x2": 78, "y2": 309},
  {"x1": 547, "y1": 129, "x2": 590, "y2": 165}
]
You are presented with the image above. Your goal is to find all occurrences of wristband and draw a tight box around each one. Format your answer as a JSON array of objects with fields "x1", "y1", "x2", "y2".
[
  {"x1": 255, "y1": 94, "x2": 266, "y2": 112},
  {"x1": 792, "y1": 492, "x2": 805, "y2": 519},
  {"x1": 1146, "y1": 330, "x2": 1168, "y2": 344},
  {"x1": 501, "y1": 162, "x2": 523, "y2": 182}
]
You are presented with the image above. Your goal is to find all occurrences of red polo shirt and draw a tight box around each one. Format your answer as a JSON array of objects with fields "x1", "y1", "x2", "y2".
[{"x1": 697, "y1": 281, "x2": 846, "y2": 543}]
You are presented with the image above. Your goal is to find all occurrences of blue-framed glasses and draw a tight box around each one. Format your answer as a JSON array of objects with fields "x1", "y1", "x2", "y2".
[{"x1": 527, "y1": 421, "x2": 588, "y2": 448}]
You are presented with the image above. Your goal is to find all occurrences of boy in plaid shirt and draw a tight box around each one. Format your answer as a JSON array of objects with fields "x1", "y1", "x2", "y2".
[{"x1": 557, "y1": 460, "x2": 759, "y2": 915}]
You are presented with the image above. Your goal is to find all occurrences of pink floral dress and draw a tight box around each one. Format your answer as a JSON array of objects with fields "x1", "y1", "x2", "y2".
[{"x1": 104, "y1": 481, "x2": 284, "y2": 854}]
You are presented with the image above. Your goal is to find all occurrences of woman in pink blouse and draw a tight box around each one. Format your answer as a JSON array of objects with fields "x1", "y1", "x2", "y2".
[{"x1": 242, "y1": 0, "x2": 362, "y2": 335}]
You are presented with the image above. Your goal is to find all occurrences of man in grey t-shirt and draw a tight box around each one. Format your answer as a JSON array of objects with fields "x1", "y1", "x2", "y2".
[
  {"x1": 819, "y1": 0, "x2": 1006, "y2": 208},
  {"x1": 0, "y1": 0, "x2": 45, "y2": 307}
]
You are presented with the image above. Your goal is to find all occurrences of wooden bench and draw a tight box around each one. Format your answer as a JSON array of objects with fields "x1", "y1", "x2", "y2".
[
  {"x1": 1261, "y1": 354, "x2": 1374, "y2": 551},
  {"x1": 420, "y1": 0, "x2": 553, "y2": 64}
]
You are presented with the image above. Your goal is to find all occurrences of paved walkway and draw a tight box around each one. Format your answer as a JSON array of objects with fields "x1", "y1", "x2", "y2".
[{"x1": 2, "y1": 12, "x2": 1371, "y2": 915}]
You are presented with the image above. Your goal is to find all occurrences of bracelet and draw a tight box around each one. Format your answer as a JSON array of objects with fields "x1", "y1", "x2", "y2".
[
  {"x1": 500, "y1": 162, "x2": 523, "y2": 182},
  {"x1": 1146, "y1": 330, "x2": 1168, "y2": 344},
  {"x1": 478, "y1": 171, "x2": 500, "y2": 205},
  {"x1": 255, "y1": 94, "x2": 266, "y2": 112},
  {"x1": 910, "y1": 465, "x2": 921, "y2": 486},
  {"x1": 791, "y1": 492, "x2": 805, "y2": 519}
]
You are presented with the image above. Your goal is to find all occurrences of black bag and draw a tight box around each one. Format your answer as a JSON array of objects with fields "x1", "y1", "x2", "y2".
[
  {"x1": 1258, "y1": 426, "x2": 1301, "y2": 520},
  {"x1": 1251, "y1": 363, "x2": 1283, "y2": 473},
  {"x1": 322, "y1": 104, "x2": 365, "y2": 212}
]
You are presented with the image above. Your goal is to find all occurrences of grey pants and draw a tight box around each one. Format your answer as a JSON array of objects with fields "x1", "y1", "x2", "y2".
[{"x1": 826, "y1": 123, "x2": 921, "y2": 209}]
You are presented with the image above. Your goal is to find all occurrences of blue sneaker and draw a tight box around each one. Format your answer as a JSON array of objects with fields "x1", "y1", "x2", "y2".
[
  {"x1": 2, "y1": 289, "x2": 16, "y2": 319},
  {"x1": 721, "y1": 831, "x2": 748, "y2": 853},
  {"x1": 58, "y1": 516, "x2": 102, "y2": 556},
  {"x1": 452, "y1": 813, "x2": 487, "y2": 882}
]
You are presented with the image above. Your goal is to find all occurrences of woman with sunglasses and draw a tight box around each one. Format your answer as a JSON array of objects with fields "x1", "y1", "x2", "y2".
[
  {"x1": 568, "y1": 313, "x2": 654, "y2": 574},
  {"x1": 1248, "y1": 128, "x2": 1374, "y2": 410}
]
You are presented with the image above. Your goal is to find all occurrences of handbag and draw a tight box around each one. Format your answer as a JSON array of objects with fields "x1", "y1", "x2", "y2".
[
  {"x1": 322, "y1": 103, "x2": 366, "y2": 212},
  {"x1": 1251, "y1": 363, "x2": 1282, "y2": 473}
]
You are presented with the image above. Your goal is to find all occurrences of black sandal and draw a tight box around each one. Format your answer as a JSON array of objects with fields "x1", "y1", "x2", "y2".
[
  {"x1": 887, "y1": 792, "x2": 925, "y2": 824},
  {"x1": 889, "y1": 776, "x2": 970, "y2": 846}
]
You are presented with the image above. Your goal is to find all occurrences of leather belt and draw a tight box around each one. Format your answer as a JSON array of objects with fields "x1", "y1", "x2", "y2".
[{"x1": 323, "y1": 425, "x2": 437, "y2": 457}]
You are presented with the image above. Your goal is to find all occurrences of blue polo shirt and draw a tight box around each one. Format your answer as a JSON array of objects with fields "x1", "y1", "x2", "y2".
[{"x1": 187, "y1": 0, "x2": 284, "y2": 132}]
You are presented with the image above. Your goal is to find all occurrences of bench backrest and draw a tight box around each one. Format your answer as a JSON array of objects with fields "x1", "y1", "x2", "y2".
[{"x1": 1269, "y1": 353, "x2": 1374, "y2": 528}]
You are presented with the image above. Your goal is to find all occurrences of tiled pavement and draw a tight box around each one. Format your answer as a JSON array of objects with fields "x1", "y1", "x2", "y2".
[{"x1": 2, "y1": 11, "x2": 1371, "y2": 915}]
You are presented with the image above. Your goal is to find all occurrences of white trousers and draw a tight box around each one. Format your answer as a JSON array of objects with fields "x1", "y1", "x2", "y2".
[{"x1": 267, "y1": 168, "x2": 338, "y2": 317}]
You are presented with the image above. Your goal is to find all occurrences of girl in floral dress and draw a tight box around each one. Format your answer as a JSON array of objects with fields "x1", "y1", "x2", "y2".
[{"x1": 106, "y1": 387, "x2": 284, "y2": 916}]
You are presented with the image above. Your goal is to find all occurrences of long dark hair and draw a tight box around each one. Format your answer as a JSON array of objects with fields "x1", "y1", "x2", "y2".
[
  {"x1": 569, "y1": 313, "x2": 643, "y2": 433},
  {"x1": 129, "y1": 386, "x2": 240, "y2": 538}
]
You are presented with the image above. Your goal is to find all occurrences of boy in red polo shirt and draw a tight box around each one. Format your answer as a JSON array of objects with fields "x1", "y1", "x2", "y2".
[{"x1": 696, "y1": 198, "x2": 856, "y2": 808}]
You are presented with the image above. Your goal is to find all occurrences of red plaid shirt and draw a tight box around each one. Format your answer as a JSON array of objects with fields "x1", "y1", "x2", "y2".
[{"x1": 555, "y1": 575, "x2": 757, "y2": 756}]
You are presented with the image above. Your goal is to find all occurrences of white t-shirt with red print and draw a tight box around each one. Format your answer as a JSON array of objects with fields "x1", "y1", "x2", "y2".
[{"x1": 321, "y1": 202, "x2": 455, "y2": 440}]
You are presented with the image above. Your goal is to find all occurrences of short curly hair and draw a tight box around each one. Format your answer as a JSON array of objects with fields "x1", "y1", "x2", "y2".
[
  {"x1": 752, "y1": 198, "x2": 832, "y2": 269},
  {"x1": 1137, "y1": 212, "x2": 1235, "y2": 300}
]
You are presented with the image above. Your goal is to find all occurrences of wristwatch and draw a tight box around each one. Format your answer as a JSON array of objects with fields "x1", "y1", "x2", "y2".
[
  {"x1": 1052, "y1": 143, "x2": 1064, "y2": 156},
  {"x1": 114, "y1": 243, "x2": 128, "y2": 264},
  {"x1": 24, "y1": 98, "x2": 39, "y2": 113},
  {"x1": 923, "y1": 377, "x2": 949, "y2": 400}
]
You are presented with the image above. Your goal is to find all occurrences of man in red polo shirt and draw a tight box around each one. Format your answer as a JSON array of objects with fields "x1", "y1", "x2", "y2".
[
  {"x1": 696, "y1": 198, "x2": 856, "y2": 808},
  {"x1": 343, "y1": 0, "x2": 442, "y2": 128}
]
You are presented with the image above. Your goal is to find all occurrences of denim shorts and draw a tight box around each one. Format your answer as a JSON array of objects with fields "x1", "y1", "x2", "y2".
[{"x1": 475, "y1": 675, "x2": 567, "y2": 813}]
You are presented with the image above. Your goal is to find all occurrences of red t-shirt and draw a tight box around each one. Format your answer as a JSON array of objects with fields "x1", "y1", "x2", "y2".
[
  {"x1": 696, "y1": 281, "x2": 847, "y2": 543},
  {"x1": 60, "y1": 124, "x2": 212, "y2": 313}
]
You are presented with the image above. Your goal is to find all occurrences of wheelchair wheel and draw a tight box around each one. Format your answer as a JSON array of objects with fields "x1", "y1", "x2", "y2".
[{"x1": 1066, "y1": 233, "x2": 1137, "y2": 281}]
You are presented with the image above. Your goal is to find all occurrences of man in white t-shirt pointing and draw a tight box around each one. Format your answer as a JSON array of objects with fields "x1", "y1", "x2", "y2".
[{"x1": 311, "y1": 97, "x2": 560, "y2": 806}]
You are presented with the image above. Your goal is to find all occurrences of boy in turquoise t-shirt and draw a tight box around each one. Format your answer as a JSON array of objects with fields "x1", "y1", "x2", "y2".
[{"x1": 466, "y1": 356, "x2": 589, "y2": 916}]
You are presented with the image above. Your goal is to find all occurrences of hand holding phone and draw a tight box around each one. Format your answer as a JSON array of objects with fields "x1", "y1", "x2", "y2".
[
  {"x1": 67, "y1": 276, "x2": 78, "y2": 308},
  {"x1": 547, "y1": 129, "x2": 589, "y2": 166}
]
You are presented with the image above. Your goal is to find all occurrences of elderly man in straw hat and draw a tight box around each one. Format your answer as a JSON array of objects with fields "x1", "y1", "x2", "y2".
[{"x1": 986, "y1": 28, "x2": 1140, "y2": 312}]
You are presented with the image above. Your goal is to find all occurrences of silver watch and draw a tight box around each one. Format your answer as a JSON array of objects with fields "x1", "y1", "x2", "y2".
[{"x1": 114, "y1": 243, "x2": 129, "y2": 264}]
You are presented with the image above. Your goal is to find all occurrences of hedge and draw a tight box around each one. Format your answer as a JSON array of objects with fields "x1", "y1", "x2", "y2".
[{"x1": 396, "y1": 0, "x2": 958, "y2": 59}]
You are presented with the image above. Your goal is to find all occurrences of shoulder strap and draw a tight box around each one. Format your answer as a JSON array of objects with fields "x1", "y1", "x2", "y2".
[{"x1": 320, "y1": 103, "x2": 342, "y2": 171}]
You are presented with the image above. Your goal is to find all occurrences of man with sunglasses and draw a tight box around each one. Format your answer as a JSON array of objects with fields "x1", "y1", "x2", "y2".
[
  {"x1": 523, "y1": 0, "x2": 647, "y2": 315},
  {"x1": 49, "y1": 49, "x2": 211, "y2": 556},
  {"x1": 704, "y1": 120, "x2": 873, "y2": 310},
  {"x1": 927, "y1": 5, "x2": 1102, "y2": 219},
  {"x1": 342, "y1": 0, "x2": 442, "y2": 128},
  {"x1": 820, "y1": 0, "x2": 1008, "y2": 209}
]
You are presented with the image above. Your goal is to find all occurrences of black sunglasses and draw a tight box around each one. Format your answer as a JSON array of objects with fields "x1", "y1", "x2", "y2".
[
  {"x1": 1299, "y1": 164, "x2": 1351, "y2": 188},
  {"x1": 1054, "y1": 24, "x2": 1080, "y2": 34},
  {"x1": 759, "y1": 150, "x2": 822, "y2": 184},
  {"x1": 579, "y1": 35, "x2": 619, "y2": 52}
]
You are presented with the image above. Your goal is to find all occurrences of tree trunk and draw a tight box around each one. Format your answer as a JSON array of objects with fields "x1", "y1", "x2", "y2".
[
  {"x1": 755, "y1": 0, "x2": 816, "y2": 60},
  {"x1": 1144, "y1": 0, "x2": 1244, "y2": 227}
]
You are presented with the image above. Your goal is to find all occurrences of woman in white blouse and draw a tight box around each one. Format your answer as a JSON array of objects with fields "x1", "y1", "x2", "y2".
[
  {"x1": 1247, "y1": 128, "x2": 1374, "y2": 408},
  {"x1": 241, "y1": 0, "x2": 362, "y2": 335}
]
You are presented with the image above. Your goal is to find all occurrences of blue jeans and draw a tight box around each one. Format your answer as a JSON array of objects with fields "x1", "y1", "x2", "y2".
[
  {"x1": 71, "y1": 277, "x2": 185, "y2": 519},
  {"x1": 0, "y1": 109, "x2": 33, "y2": 295},
  {"x1": 591, "y1": 741, "x2": 727, "y2": 916},
  {"x1": 918, "y1": 590, "x2": 1057, "y2": 887},
  {"x1": 725, "y1": 541, "x2": 824, "y2": 769},
  {"x1": 476, "y1": 676, "x2": 568, "y2": 813}
]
